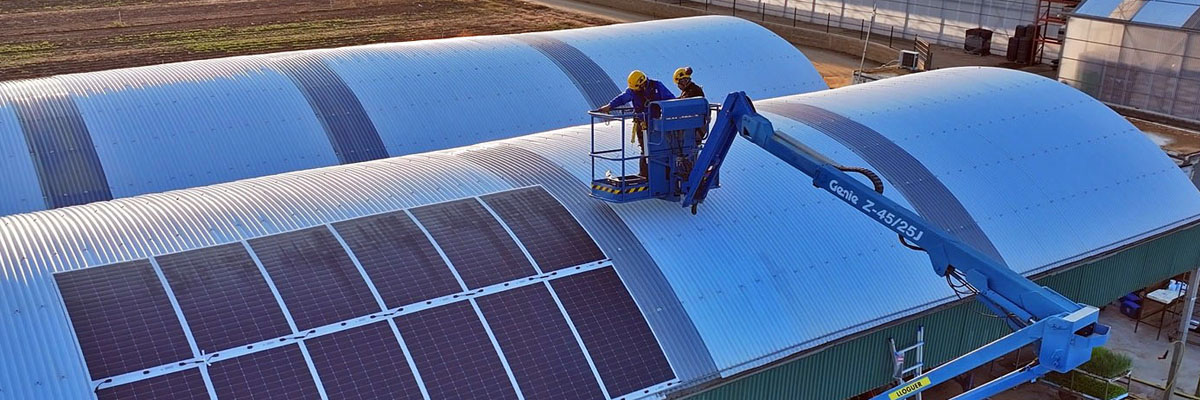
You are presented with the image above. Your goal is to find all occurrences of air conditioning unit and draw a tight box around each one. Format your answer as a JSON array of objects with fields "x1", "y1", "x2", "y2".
[
  {"x1": 965, "y1": 28, "x2": 993, "y2": 55},
  {"x1": 900, "y1": 50, "x2": 920, "y2": 71}
]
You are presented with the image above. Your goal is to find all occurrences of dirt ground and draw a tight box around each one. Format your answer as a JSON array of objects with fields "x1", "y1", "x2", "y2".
[
  {"x1": 802, "y1": 46, "x2": 862, "y2": 88},
  {"x1": 0, "y1": 0, "x2": 616, "y2": 81}
]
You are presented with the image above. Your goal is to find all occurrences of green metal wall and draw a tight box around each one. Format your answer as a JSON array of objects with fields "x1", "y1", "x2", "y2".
[{"x1": 685, "y1": 224, "x2": 1200, "y2": 400}]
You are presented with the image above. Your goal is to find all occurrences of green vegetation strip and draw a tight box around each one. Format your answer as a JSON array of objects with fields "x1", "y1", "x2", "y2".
[
  {"x1": 1078, "y1": 347, "x2": 1133, "y2": 379},
  {"x1": 0, "y1": 41, "x2": 59, "y2": 63},
  {"x1": 1042, "y1": 348, "x2": 1132, "y2": 400},
  {"x1": 108, "y1": 19, "x2": 362, "y2": 53},
  {"x1": 1045, "y1": 371, "x2": 1128, "y2": 400},
  {"x1": 0, "y1": 41, "x2": 58, "y2": 54}
]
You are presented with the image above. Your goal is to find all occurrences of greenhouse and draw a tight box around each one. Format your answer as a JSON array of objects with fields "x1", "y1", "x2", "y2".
[{"x1": 1059, "y1": 0, "x2": 1200, "y2": 122}]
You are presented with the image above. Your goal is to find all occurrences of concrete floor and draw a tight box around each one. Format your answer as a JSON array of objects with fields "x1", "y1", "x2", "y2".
[
  {"x1": 523, "y1": 0, "x2": 867, "y2": 88},
  {"x1": 522, "y1": 0, "x2": 1053, "y2": 89},
  {"x1": 1101, "y1": 305, "x2": 1200, "y2": 397},
  {"x1": 921, "y1": 305, "x2": 1200, "y2": 400},
  {"x1": 524, "y1": 0, "x2": 652, "y2": 22}
]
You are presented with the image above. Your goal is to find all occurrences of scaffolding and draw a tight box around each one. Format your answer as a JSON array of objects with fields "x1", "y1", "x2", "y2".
[{"x1": 1034, "y1": 0, "x2": 1079, "y2": 64}]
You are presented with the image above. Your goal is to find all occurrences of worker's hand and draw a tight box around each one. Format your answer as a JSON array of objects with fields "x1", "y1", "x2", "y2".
[
  {"x1": 593, "y1": 105, "x2": 611, "y2": 114},
  {"x1": 630, "y1": 130, "x2": 637, "y2": 144}
]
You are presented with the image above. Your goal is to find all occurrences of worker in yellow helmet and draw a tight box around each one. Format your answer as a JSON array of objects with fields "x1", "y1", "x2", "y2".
[
  {"x1": 592, "y1": 70, "x2": 676, "y2": 177},
  {"x1": 673, "y1": 66, "x2": 705, "y2": 99},
  {"x1": 672, "y1": 66, "x2": 708, "y2": 148}
]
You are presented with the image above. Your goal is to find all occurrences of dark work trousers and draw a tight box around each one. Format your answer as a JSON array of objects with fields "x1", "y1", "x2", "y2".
[{"x1": 636, "y1": 127, "x2": 647, "y2": 177}]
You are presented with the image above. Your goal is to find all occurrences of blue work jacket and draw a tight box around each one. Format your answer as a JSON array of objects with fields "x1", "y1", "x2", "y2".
[{"x1": 606, "y1": 79, "x2": 676, "y2": 113}]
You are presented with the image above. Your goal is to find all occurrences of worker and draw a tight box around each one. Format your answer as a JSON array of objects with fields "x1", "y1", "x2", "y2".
[
  {"x1": 593, "y1": 70, "x2": 675, "y2": 177},
  {"x1": 673, "y1": 66, "x2": 705, "y2": 99},
  {"x1": 673, "y1": 66, "x2": 707, "y2": 148}
]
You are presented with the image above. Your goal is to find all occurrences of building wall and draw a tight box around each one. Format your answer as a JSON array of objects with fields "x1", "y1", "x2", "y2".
[
  {"x1": 1059, "y1": 17, "x2": 1200, "y2": 122},
  {"x1": 684, "y1": 223, "x2": 1200, "y2": 400}
]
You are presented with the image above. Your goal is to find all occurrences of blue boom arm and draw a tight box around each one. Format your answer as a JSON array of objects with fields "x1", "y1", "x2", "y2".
[{"x1": 683, "y1": 92, "x2": 1110, "y2": 400}]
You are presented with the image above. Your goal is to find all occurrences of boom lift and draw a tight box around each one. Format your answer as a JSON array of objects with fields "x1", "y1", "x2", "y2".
[{"x1": 588, "y1": 93, "x2": 1110, "y2": 400}]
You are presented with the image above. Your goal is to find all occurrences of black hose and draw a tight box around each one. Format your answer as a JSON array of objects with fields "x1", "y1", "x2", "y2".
[
  {"x1": 835, "y1": 165, "x2": 925, "y2": 251},
  {"x1": 836, "y1": 166, "x2": 884, "y2": 194}
]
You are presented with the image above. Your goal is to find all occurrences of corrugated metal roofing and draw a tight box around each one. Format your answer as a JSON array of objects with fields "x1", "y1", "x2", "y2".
[
  {"x1": 2, "y1": 67, "x2": 1198, "y2": 399},
  {"x1": 1075, "y1": 0, "x2": 1200, "y2": 28},
  {"x1": 0, "y1": 16, "x2": 826, "y2": 216}
]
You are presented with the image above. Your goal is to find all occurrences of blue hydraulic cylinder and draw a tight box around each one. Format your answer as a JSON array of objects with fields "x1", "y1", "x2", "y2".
[{"x1": 682, "y1": 92, "x2": 765, "y2": 209}]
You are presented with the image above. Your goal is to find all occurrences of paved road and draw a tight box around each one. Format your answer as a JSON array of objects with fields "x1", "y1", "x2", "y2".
[
  {"x1": 523, "y1": 0, "x2": 862, "y2": 88},
  {"x1": 524, "y1": 0, "x2": 652, "y2": 22}
]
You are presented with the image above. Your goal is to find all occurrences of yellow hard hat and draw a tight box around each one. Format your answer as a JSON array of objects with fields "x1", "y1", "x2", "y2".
[
  {"x1": 673, "y1": 66, "x2": 693, "y2": 84},
  {"x1": 627, "y1": 70, "x2": 647, "y2": 90}
]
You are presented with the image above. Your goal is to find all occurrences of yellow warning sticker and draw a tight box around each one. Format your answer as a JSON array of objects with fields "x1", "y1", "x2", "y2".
[{"x1": 888, "y1": 377, "x2": 930, "y2": 400}]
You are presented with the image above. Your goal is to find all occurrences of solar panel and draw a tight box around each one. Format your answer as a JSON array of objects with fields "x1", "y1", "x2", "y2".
[
  {"x1": 480, "y1": 187, "x2": 604, "y2": 271},
  {"x1": 305, "y1": 322, "x2": 424, "y2": 400},
  {"x1": 53, "y1": 260, "x2": 193, "y2": 378},
  {"x1": 475, "y1": 284, "x2": 605, "y2": 400},
  {"x1": 208, "y1": 344, "x2": 321, "y2": 399},
  {"x1": 158, "y1": 243, "x2": 292, "y2": 353},
  {"x1": 550, "y1": 268, "x2": 674, "y2": 397},
  {"x1": 95, "y1": 368, "x2": 210, "y2": 400},
  {"x1": 409, "y1": 199, "x2": 535, "y2": 288},
  {"x1": 332, "y1": 211, "x2": 462, "y2": 308},
  {"x1": 248, "y1": 227, "x2": 381, "y2": 330},
  {"x1": 394, "y1": 301, "x2": 518, "y2": 399}
]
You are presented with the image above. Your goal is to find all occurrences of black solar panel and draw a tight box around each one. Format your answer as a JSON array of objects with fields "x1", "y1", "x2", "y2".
[
  {"x1": 95, "y1": 368, "x2": 210, "y2": 400},
  {"x1": 475, "y1": 284, "x2": 605, "y2": 400},
  {"x1": 306, "y1": 322, "x2": 424, "y2": 400},
  {"x1": 550, "y1": 268, "x2": 674, "y2": 397},
  {"x1": 409, "y1": 199, "x2": 535, "y2": 288},
  {"x1": 54, "y1": 260, "x2": 193, "y2": 378},
  {"x1": 208, "y1": 344, "x2": 320, "y2": 399},
  {"x1": 248, "y1": 227, "x2": 381, "y2": 330},
  {"x1": 158, "y1": 243, "x2": 292, "y2": 353},
  {"x1": 332, "y1": 211, "x2": 462, "y2": 308},
  {"x1": 394, "y1": 301, "x2": 517, "y2": 400},
  {"x1": 481, "y1": 187, "x2": 604, "y2": 271}
]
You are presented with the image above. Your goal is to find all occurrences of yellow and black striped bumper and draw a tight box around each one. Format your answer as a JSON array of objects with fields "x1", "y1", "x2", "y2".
[{"x1": 591, "y1": 184, "x2": 648, "y2": 195}]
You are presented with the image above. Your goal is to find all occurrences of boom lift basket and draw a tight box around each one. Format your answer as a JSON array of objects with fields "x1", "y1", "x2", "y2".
[{"x1": 588, "y1": 98, "x2": 714, "y2": 203}]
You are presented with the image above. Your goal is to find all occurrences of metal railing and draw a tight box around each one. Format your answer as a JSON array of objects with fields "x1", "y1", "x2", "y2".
[
  {"x1": 647, "y1": 0, "x2": 1033, "y2": 56},
  {"x1": 589, "y1": 107, "x2": 645, "y2": 190}
]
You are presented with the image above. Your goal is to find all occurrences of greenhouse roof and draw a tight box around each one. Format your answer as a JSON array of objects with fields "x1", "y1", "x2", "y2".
[{"x1": 1075, "y1": 0, "x2": 1200, "y2": 29}]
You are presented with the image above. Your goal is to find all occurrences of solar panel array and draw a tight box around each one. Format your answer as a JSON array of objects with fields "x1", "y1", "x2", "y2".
[
  {"x1": 53, "y1": 186, "x2": 675, "y2": 400},
  {"x1": 305, "y1": 322, "x2": 424, "y2": 400},
  {"x1": 157, "y1": 243, "x2": 292, "y2": 353},
  {"x1": 207, "y1": 344, "x2": 322, "y2": 399}
]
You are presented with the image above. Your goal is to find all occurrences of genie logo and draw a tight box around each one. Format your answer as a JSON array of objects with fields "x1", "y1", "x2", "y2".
[{"x1": 828, "y1": 179, "x2": 858, "y2": 205}]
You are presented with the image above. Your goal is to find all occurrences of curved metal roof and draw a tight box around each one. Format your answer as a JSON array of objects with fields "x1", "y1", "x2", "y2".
[
  {"x1": 2, "y1": 67, "x2": 1198, "y2": 399},
  {"x1": 0, "y1": 16, "x2": 826, "y2": 216}
]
